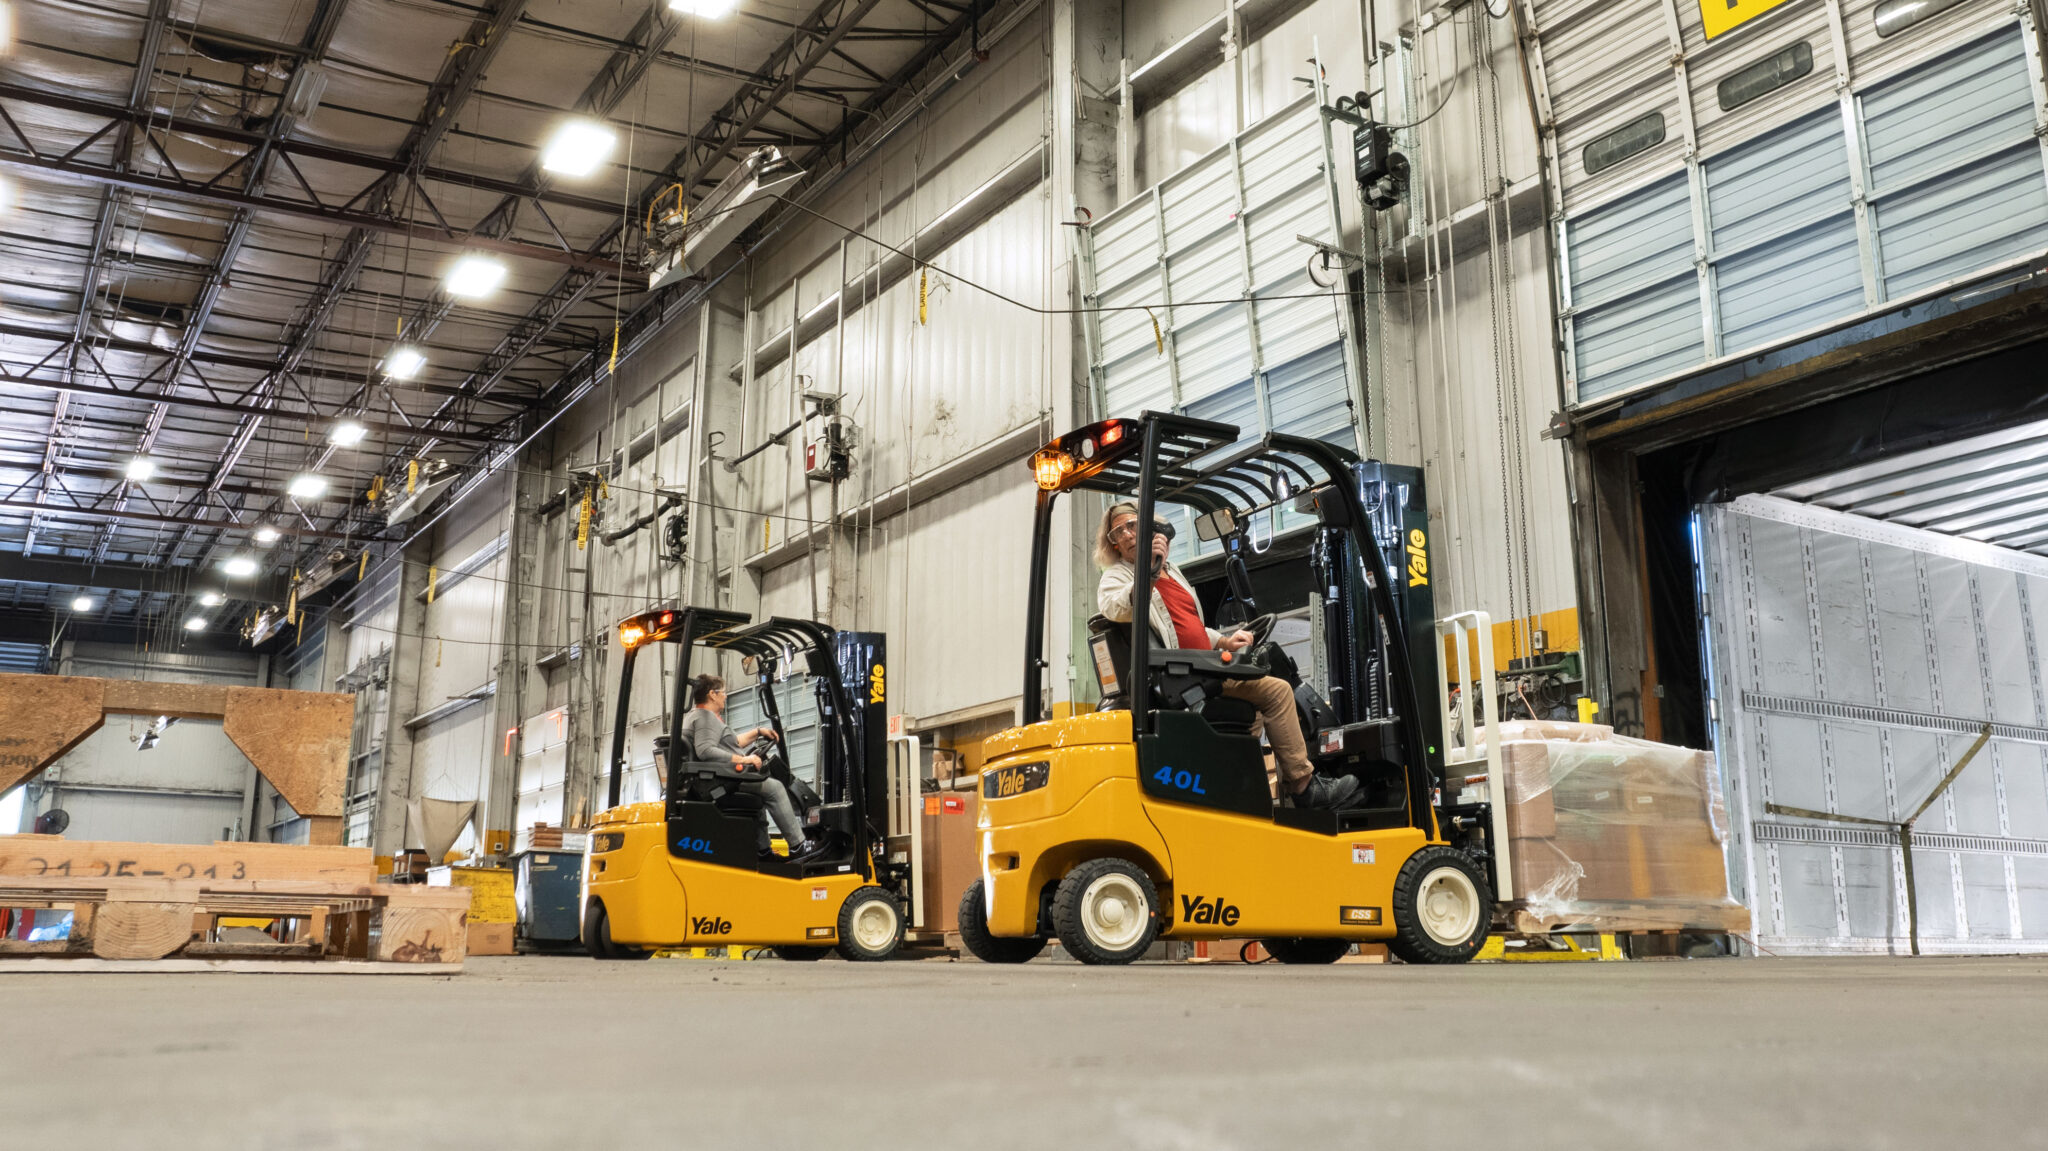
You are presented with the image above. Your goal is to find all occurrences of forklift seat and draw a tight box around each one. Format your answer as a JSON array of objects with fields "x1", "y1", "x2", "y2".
[
  {"x1": 1086, "y1": 613, "x2": 1265, "y2": 725},
  {"x1": 676, "y1": 761, "x2": 768, "y2": 817}
]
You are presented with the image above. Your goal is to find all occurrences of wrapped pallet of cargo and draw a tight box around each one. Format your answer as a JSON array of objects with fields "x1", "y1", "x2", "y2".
[{"x1": 1470, "y1": 721, "x2": 1751, "y2": 936}]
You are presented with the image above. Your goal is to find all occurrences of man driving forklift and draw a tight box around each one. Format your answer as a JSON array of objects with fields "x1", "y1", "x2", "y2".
[{"x1": 1096, "y1": 501, "x2": 1360, "y2": 810}]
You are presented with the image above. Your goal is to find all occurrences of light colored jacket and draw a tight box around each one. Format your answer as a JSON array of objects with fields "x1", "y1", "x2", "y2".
[{"x1": 1097, "y1": 560, "x2": 1223, "y2": 651}]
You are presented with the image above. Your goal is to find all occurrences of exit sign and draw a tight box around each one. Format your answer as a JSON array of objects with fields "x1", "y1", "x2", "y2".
[{"x1": 1701, "y1": 0, "x2": 1796, "y2": 38}]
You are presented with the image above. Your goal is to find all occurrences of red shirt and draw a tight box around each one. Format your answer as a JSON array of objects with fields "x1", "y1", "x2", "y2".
[{"x1": 1152, "y1": 574, "x2": 1211, "y2": 650}]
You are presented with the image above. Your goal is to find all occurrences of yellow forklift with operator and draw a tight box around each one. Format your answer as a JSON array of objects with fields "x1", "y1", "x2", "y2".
[
  {"x1": 581, "y1": 606, "x2": 908, "y2": 961},
  {"x1": 959, "y1": 411, "x2": 1498, "y2": 965}
]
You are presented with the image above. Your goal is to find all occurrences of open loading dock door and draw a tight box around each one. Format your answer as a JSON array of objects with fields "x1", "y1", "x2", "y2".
[{"x1": 1697, "y1": 488, "x2": 2048, "y2": 955}]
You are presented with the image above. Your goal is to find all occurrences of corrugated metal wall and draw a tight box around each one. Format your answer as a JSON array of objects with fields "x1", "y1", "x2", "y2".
[
  {"x1": 1703, "y1": 495, "x2": 2048, "y2": 954},
  {"x1": 1534, "y1": 0, "x2": 2048, "y2": 404}
]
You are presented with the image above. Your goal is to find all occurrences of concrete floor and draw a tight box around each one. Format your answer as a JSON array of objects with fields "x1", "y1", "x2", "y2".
[{"x1": 5, "y1": 955, "x2": 2046, "y2": 1150}]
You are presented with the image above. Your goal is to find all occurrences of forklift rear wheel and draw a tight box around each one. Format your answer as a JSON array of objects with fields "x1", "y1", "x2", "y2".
[
  {"x1": 957, "y1": 879, "x2": 1047, "y2": 964},
  {"x1": 1388, "y1": 846, "x2": 1493, "y2": 964},
  {"x1": 835, "y1": 887, "x2": 904, "y2": 961},
  {"x1": 583, "y1": 900, "x2": 652, "y2": 961},
  {"x1": 774, "y1": 945, "x2": 829, "y2": 961},
  {"x1": 1259, "y1": 937, "x2": 1352, "y2": 964},
  {"x1": 1053, "y1": 858, "x2": 1160, "y2": 965}
]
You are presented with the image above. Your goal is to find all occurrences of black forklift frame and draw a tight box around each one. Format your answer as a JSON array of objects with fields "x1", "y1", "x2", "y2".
[
  {"x1": 604, "y1": 607, "x2": 881, "y2": 879},
  {"x1": 1020, "y1": 411, "x2": 1440, "y2": 833},
  {"x1": 606, "y1": 605, "x2": 750, "y2": 810}
]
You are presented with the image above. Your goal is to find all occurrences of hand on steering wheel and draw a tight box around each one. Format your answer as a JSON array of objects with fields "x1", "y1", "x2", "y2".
[{"x1": 1244, "y1": 613, "x2": 1277, "y2": 647}]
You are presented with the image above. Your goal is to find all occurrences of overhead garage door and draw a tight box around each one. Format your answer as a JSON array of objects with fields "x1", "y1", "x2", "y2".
[
  {"x1": 1080, "y1": 94, "x2": 1364, "y2": 452},
  {"x1": 1700, "y1": 494, "x2": 2048, "y2": 954}
]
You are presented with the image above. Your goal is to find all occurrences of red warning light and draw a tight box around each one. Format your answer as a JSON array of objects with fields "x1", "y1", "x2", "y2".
[
  {"x1": 1102, "y1": 423, "x2": 1124, "y2": 446},
  {"x1": 660, "y1": 611, "x2": 674, "y2": 626}
]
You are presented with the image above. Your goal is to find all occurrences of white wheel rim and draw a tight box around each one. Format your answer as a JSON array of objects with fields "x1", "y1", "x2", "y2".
[
  {"x1": 1417, "y1": 866, "x2": 1480, "y2": 946},
  {"x1": 1080, "y1": 872, "x2": 1149, "y2": 952},
  {"x1": 850, "y1": 897, "x2": 898, "y2": 951}
]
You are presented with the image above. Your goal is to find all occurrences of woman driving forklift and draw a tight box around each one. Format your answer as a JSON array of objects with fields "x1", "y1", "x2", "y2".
[
  {"x1": 677, "y1": 673, "x2": 827, "y2": 862},
  {"x1": 1094, "y1": 501, "x2": 1360, "y2": 810}
]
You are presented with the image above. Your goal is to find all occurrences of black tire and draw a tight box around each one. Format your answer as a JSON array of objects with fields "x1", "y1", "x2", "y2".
[
  {"x1": 774, "y1": 945, "x2": 829, "y2": 961},
  {"x1": 834, "y1": 886, "x2": 905, "y2": 961},
  {"x1": 1260, "y1": 937, "x2": 1353, "y2": 964},
  {"x1": 582, "y1": 899, "x2": 652, "y2": 961},
  {"x1": 957, "y1": 879, "x2": 1048, "y2": 964},
  {"x1": 1052, "y1": 858, "x2": 1160, "y2": 965},
  {"x1": 1388, "y1": 845, "x2": 1493, "y2": 964}
]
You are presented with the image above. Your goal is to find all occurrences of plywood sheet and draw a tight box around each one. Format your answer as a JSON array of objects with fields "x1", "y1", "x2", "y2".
[
  {"x1": 222, "y1": 687, "x2": 353, "y2": 818},
  {"x1": 0, "y1": 674, "x2": 106, "y2": 792},
  {"x1": 0, "y1": 838, "x2": 375, "y2": 883},
  {"x1": 101, "y1": 679, "x2": 230, "y2": 717}
]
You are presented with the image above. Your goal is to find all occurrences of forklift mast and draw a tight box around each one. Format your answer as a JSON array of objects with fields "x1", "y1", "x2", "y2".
[{"x1": 828, "y1": 631, "x2": 889, "y2": 841}]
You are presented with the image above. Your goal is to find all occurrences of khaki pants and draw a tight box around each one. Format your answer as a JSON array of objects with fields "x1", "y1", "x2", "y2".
[{"x1": 1222, "y1": 676, "x2": 1310, "y2": 788}]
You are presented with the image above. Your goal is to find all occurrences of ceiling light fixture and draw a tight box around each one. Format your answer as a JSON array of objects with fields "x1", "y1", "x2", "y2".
[
  {"x1": 444, "y1": 254, "x2": 507, "y2": 299},
  {"x1": 330, "y1": 421, "x2": 368, "y2": 448},
  {"x1": 668, "y1": 0, "x2": 738, "y2": 15},
  {"x1": 222, "y1": 556, "x2": 259, "y2": 578},
  {"x1": 71, "y1": 596, "x2": 94, "y2": 612},
  {"x1": 287, "y1": 474, "x2": 328, "y2": 500},
  {"x1": 255, "y1": 525, "x2": 281, "y2": 544},
  {"x1": 198, "y1": 591, "x2": 225, "y2": 607},
  {"x1": 125, "y1": 457, "x2": 155, "y2": 482},
  {"x1": 384, "y1": 346, "x2": 426, "y2": 380},
  {"x1": 540, "y1": 119, "x2": 617, "y2": 178},
  {"x1": 183, "y1": 617, "x2": 207, "y2": 632}
]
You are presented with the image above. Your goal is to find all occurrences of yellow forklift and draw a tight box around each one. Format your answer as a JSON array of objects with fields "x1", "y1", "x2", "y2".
[
  {"x1": 959, "y1": 412, "x2": 1498, "y2": 965},
  {"x1": 582, "y1": 607, "x2": 908, "y2": 961}
]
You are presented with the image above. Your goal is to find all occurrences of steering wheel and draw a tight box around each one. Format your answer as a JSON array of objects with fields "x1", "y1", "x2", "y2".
[{"x1": 1242, "y1": 613, "x2": 1277, "y2": 647}]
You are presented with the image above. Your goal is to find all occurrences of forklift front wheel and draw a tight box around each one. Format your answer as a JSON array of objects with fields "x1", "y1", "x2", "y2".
[
  {"x1": 835, "y1": 887, "x2": 905, "y2": 961},
  {"x1": 582, "y1": 899, "x2": 652, "y2": 961},
  {"x1": 957, "y1": 879, "x2": 1047, "y2": 964},
  {"x1": 1053, "y1": 858, "x2": 1161, "y2": 965},
  {"x1": 1388, "y1": 846, "x2": 1493, "y2": 964}
]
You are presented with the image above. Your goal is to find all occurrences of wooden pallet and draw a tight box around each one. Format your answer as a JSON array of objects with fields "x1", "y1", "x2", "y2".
[
  {"x1": 1508, "y1": 901, "x2": 1753, "y2": 936},
  {"x1": 0, "y1": 876, "x2": 469, "y2": 967}
]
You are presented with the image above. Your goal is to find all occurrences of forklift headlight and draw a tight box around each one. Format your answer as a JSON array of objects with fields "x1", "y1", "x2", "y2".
[
  {"x1": 1032, "y1": 448, "x2": 1074, "y2": 491},
  {"x1": 619, "y1": 623, "x2": 646, "y2": 648}
]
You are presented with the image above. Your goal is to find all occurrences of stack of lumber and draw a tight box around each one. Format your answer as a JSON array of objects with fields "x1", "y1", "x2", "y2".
[
  {"x1": 514, "y1": 823, "x2": 588, "y2": 853},
  {"x1": 0, "y1": 837, "x2": 469, "y2": 973}
]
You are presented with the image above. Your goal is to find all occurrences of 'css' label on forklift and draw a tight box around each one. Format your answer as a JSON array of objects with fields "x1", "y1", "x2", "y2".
[
  {"x1": 1350, "y1": 843, "x2": 1375, "y2": 865},
  {"x1": 1152, "y1": 766, "x2": 1207, "y2": 795},
  {"x1": 1340, "y1": 906, "x2": 1382, "y2": 925},
  {"x1": 811, "y1": 887, "x2": 829, "y2": 901}
]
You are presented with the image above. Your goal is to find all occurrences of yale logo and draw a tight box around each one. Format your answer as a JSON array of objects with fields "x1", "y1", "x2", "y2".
[
  {"x1": 870, "y1": 663, "x2": 885, "y2": 704},
  {"x1": 691, "y1": 915, "x2": 733, "y2": 935},
  {"x1": 1180, "y1": 894, "x2": 1241, "y2": 927},
  {"x1": 1340, "y1": 906, "x2": 1382, "y2": 926},
  {"x1": 1406, "y1": 529, "x2": 1428, "y2": 588},
  {"x1": 1700, "y1": 0, "x2": 1795, "y2": 38}
]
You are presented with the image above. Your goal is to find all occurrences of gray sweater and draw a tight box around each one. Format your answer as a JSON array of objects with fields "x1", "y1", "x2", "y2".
[{"x1": 676, "y1": 707, "x2": 743, "y2": 763}]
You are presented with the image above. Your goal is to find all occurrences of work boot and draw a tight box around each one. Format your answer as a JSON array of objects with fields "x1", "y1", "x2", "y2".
[
  {"x1": 1290, "y1": 772, "x2": 1362, "y2": 810},
  {"x1": 787, "y1": 837, "x2": 830, "y2": 861}
]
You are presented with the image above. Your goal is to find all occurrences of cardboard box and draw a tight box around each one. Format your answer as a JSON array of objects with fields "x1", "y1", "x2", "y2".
[
  {"x1": 918, "y1": 793, "x2": 980, "y2": 933},
  {"x1": 467, "y1": 922, "x2": 516, "y2": 956}
]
